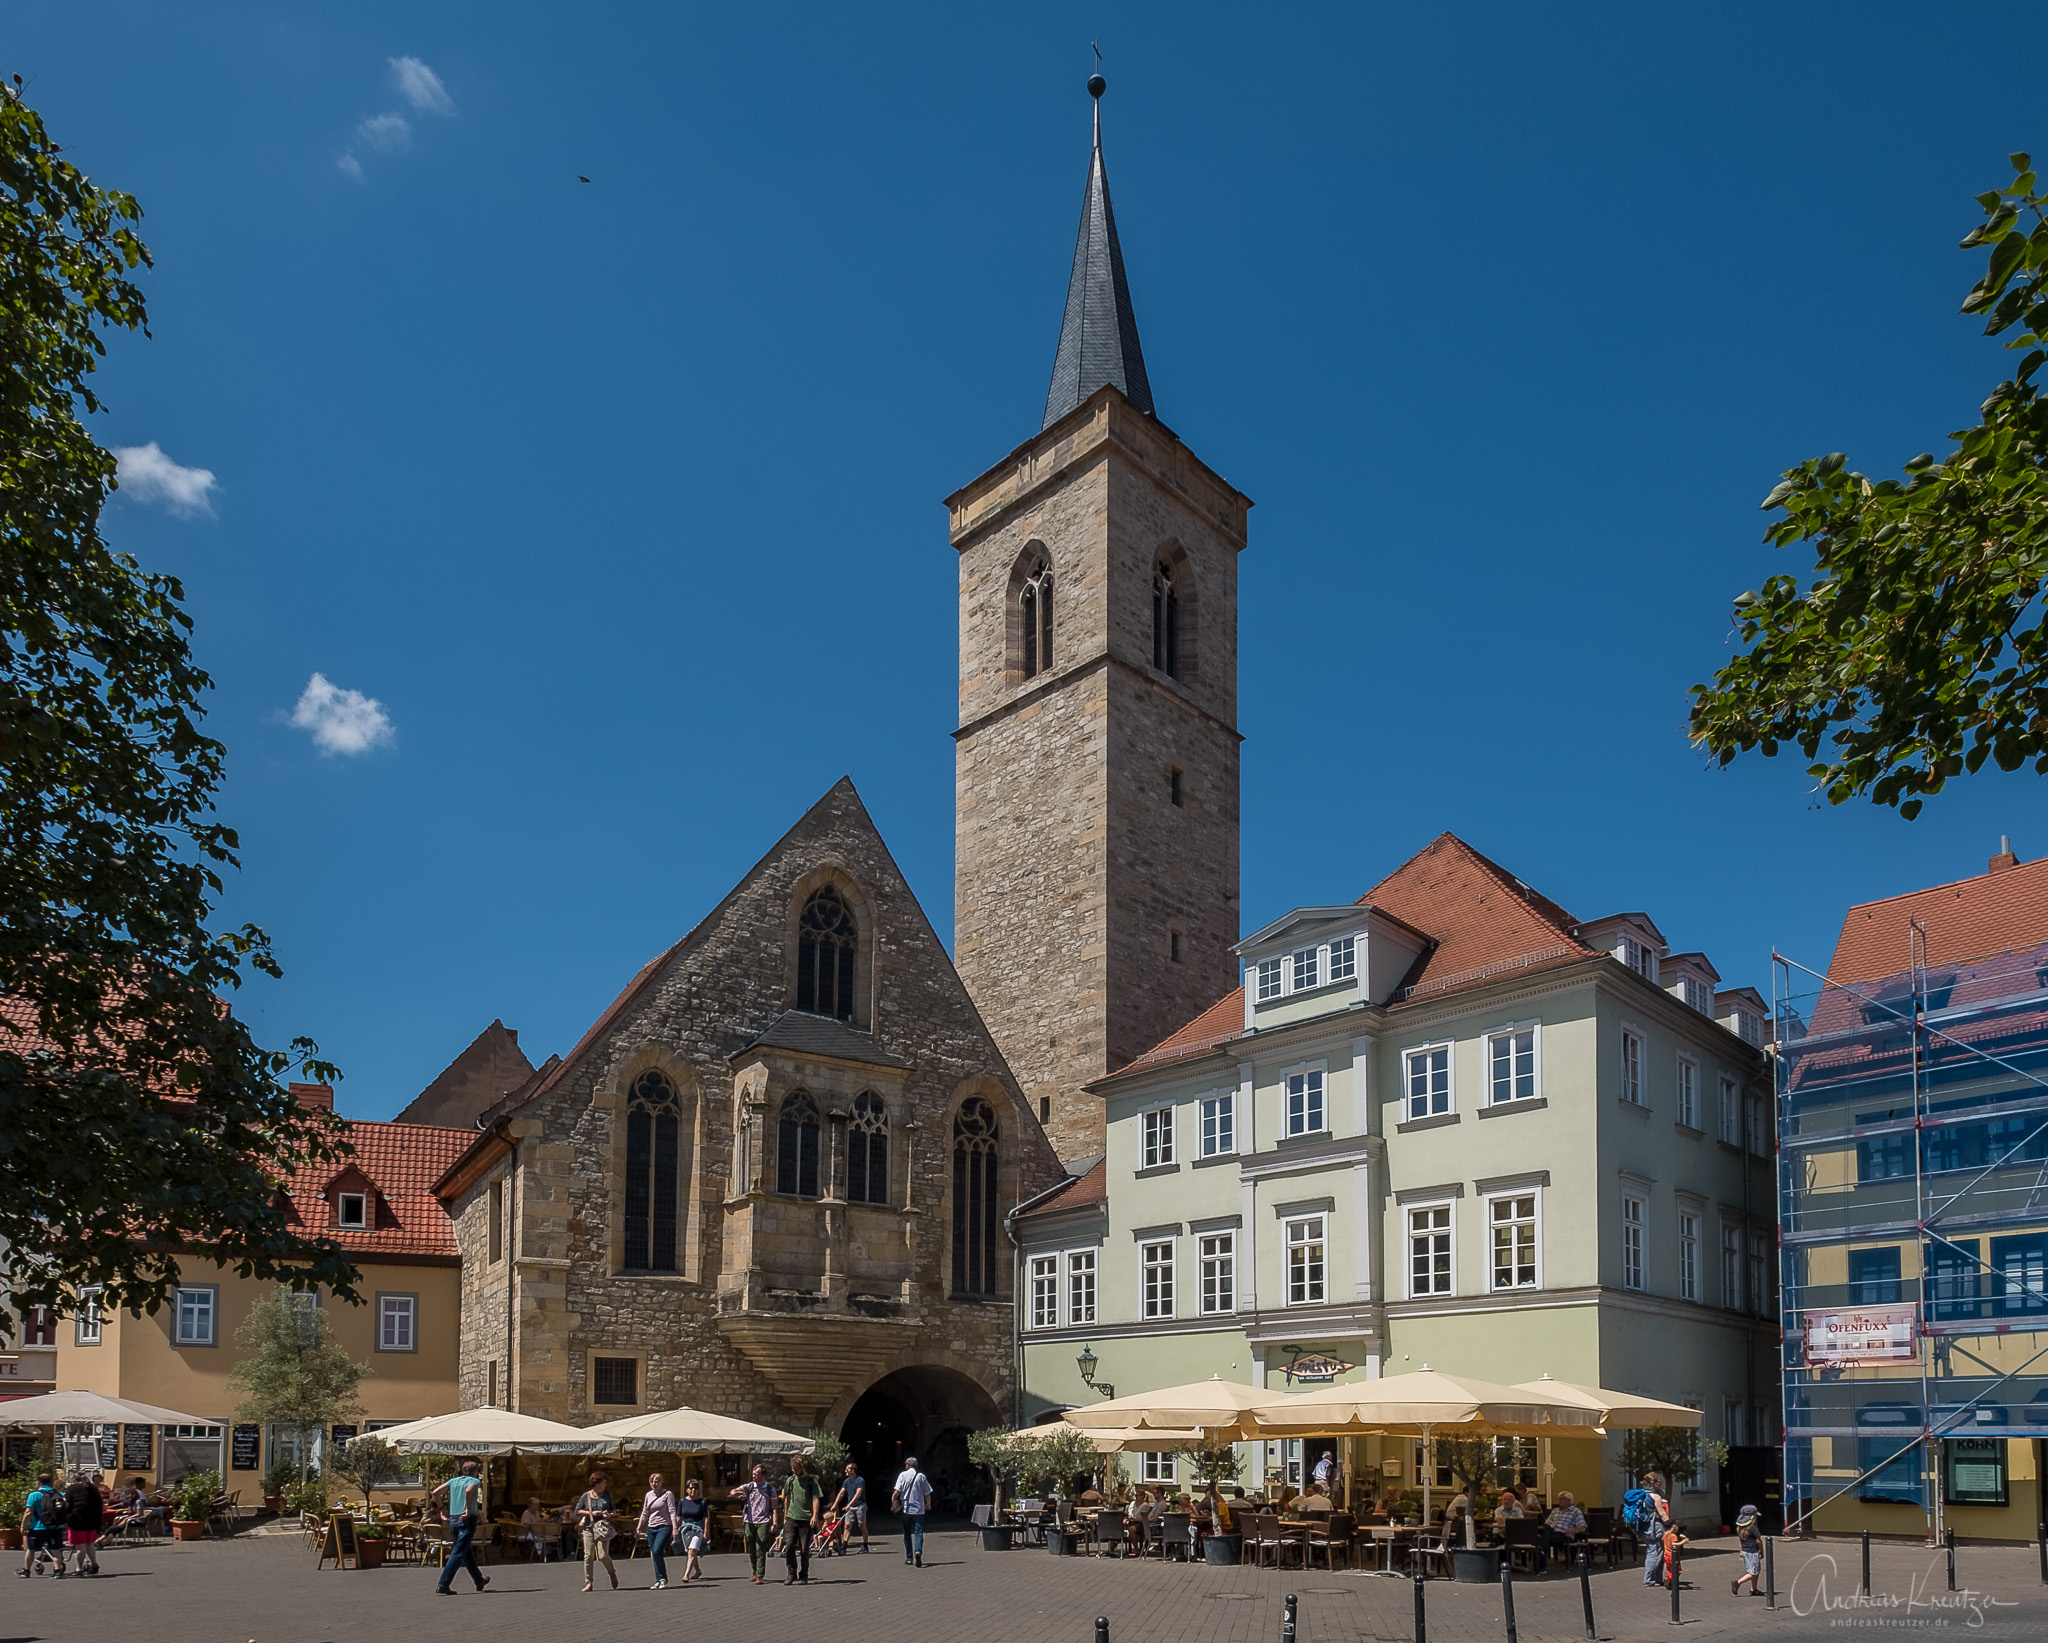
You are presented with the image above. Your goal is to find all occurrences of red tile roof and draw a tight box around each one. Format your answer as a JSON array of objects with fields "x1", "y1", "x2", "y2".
[
  {"x1": 1017, "y1": 1159, "x2": 1107, "y2": 1220},
  {"x1": 1827, "y1": 856, "x2": 2048, "y2": 985},
  {"x1": 281, "y1": 1119, "x2": 471, "y2": 1262},
  {"x1": 1113, "y1": 987, "x2": 1245, "y2": 1077}
]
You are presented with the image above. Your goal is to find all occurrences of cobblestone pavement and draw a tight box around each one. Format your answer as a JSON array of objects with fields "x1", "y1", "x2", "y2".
[{"x1": 6, "y1": 1528, "x2": 2046, "y2": 1643}]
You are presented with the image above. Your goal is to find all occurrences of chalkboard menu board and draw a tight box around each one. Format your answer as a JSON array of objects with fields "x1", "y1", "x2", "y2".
[
  {"x1": 231, "y1": 1425, "x2": 261, "y2": 1472},
  {"x1": 96, "y1": 1427, "x2": 119, "y2": 1470},
  {"x1": 121, "y1": 1424, "x2": 152, "y2": 1472},
  {"x1": 330, "y1": 1424, "x2": 358, "y2": 1448},
  {"x1": 319, "y1": 1511, "x2": 358, "y2": 1569}
]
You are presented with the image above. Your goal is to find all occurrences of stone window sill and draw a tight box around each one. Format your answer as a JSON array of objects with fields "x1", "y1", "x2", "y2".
[
  {"x1": 1134, "y1": 1162, "x2": 1181, "y2": 1179},
  {"x1": 1193, "y1": 1152, "x2": 1239, "y2": 1168},
  {"x1": 1396, "y1": 1112, "x2": 1460, "y2": 1134},
  {"x1": 1477, "y1": 1098, "x2": 1548, "y2": 1119},
  {"x1": 1674, "y1": 1122, "x2": 1705, "y2": 1140},
  {"x1": 1617, "y1": 1098, "x2": 1651, "y2": 1116}
]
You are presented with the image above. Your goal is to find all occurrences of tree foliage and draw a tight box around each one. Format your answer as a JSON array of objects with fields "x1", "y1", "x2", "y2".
[
  {"x1": 804, "y1": 1427, "x2": 850, "y2": 1480},
  {"x1": 1432, "y1": 1434, "x2": 1500, "y2": 1548},
  {"x1": 0, "y1": 83, "x2": 357, "y2": 1340},
  {"x1": 329, "y1": 1435, "x2": 398, "y2": 1506},
  {"x1": 224, "y1": 1287, "x2": 369, "y2": 1479},
  {"x1": 1618, "y1": 1426, "x2": 1730, "y2": 1490},
  {"x1": 1690, "y1": 152, "x2": 2048, "y2": 816}
]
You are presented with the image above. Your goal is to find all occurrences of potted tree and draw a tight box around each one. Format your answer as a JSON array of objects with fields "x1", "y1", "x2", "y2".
[
  {"x1": 1434, "y1": 1435, "x2": 1502, "y2": 1583},
  {"x1": 330, "y1": 1435, "x2": 397, "y2": 1524},
  {"x1": 966, "y1": 1427, "x2": 1021, "y2": 1550},
  {"x1": 1018, "y1": 1427, "x2": 1099, "y2": 1554},
  {"x1": 170, "y1": 1468, "x2": 222, "y2": 1540},
  {"x1": 261, "y1": 1458, "x2": 295, "y2": 1515},
  {"x1": 353, "y1": 1517, "x2": 387, "y2": 1568},
  {"x1": 1191, "y1": 1446, "x2": 1246, "y2": 1563}
]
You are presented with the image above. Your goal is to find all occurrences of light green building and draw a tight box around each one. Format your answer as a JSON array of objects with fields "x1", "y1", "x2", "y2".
[{"x1": 1015, "y1": 833, "x2": 1777, "y2": 1527}]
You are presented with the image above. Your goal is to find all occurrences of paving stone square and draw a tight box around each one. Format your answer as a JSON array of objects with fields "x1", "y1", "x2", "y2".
[{"x1": 8, "y1": 1528, "x2": 2048, "y2": 1643}]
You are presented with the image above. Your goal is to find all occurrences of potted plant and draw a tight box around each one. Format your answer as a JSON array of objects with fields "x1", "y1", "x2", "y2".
[
  {"x1": 261, "y1": 1458, "x2": 295, "y2": 1515},
  {"x1": 1018, "y1": 1427, "x2": 1098, "y2": 1554},
  {"x1": 1191, "y1": 1446, "x2": 1246, "y2": 1564},
  {"x1": 354, "y1": 1518, "x2": 387, "y2": 1568},
  {"x1": 171, "y1": 1468, "x2": 222, "y2": 1541},
  {"x1": 284, "y1": 1471, "x2": 328, "y2": 1518},
  {"x1": 966, "y1": 1427, "x2": 1021, "y2": 1550},
  {"x1": 1394, "y1": 1489, "x2": 1423, "y2": 1526},
  {"x1": 1432, "y1": 1437, "x2": 1502, "y2": 1583},
  {"x1": 0, "y1": 1470, "x2": 31, "y2": 1550}
]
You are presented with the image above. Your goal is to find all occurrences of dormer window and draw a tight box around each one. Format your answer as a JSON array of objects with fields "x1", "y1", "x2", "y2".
[
  {"x1": 1328, "y1": 937, "x2": 1356, "y2": 982},
  {"x1": 1256, "y1": 957, "x2": 1283, "y2": 1002},
  {"x1": 1733, "y1": 1010, "x2": 1764, "y2": 1048},
  {"x1": 337, "y1": 1192, "x2": 367, "y2": 1229},
  {"x1": 1679, "y1": 977, "x2": 1713, "y2": 1014},
  {"x1": 1291, "y1": 947, "x2": 1319, "y2": 990},
  {"x1": 1620, "y1": 937, "x2": 1658, "y2": 982},
  {"x1": 1253, "y1": 935, "x2": 1359, "y2": 1005}
]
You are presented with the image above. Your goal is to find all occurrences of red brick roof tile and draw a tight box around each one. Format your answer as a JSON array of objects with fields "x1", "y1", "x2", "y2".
[
  {"x1": 1827, "y1": 856, "x2": 2048, "y2": 985},
  {"x1": 1017, "y1": 1159, "x2": 1107, "y2": 1220},
  {"x1": 280, "y1": 1119, "x2": 471, "y2": 1262},
  {"x1": 1111, "y1": 987, "x2": 1245, "y2": 1077}
]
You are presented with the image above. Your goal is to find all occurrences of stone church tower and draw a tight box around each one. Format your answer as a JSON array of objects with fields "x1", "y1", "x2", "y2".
[{"x1": 950, "y1": 79, "x2": 1247, "y2": 1163}]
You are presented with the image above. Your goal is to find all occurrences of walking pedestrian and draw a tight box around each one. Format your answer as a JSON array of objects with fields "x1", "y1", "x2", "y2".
[
  {"x1": 63, "y1": 1470, "x2": 103, "y2": 1575},
  {"x1": 674, "y1": 1478, "x2": 709, "y2": 1582},
  {"x1": 574, "y1": 1470, "x2": 618, "y2": 1592},
  {"x1": 780, "y1": 1454, "x2": 823, "y2": 1584},
  {"x1": 432, "y1": 1459, "x2": 491, "y2": 1596},
  {"x1": 637, "y1": 1471, "x2": 678, "y2": 1589},
  {"x1": 1634, "y1": 1472, "x2": 1671, "y2": 1587},
  {"x1": 17, "y1": 1471, "x2": 64, "y2": 1578},
  {"x1": 1731, "y1": 1505, "x2": 1764, "y2": 1597},
  {"x1": 831, "y1": 1462, "x2": 870, "y2": 1554},
  {"x1": 891, "y1": 1454, "x2": 933, "y2": 1568},
  {"x1": 734, "y1": 1464, "x2": 778, "y2": 1585}
]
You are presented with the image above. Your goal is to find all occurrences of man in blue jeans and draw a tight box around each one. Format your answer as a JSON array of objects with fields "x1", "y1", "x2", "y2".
[
  {"x1": 892, "y1": 1456, "x2": 932, "y2": 1568},
  {"x1": 434, "y1": 1460, "x2": 491, "y2": 1595}
]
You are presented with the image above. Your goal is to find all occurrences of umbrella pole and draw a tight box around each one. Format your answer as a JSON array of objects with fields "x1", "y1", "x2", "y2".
[
  {"x1": 1420, "y1": 1424, "x2": 1432, "y2": 1528},
  {"x1": 1540, "y1": 1436, "x2": 1553, "y2": 1506}
]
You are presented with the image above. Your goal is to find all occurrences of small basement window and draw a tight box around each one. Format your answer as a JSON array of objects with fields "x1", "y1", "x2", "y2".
[{"x1": 337, "y1": 1192, "x2": 367, "y2": 1229}]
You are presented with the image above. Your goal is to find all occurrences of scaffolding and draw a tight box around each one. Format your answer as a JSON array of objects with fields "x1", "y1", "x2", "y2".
[{"x1": 1775, "y1": 930, "x2": 2048, "y2": 1539}]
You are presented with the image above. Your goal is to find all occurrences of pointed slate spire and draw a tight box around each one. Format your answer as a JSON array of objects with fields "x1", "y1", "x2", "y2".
[{"x1": 1042, "y1": 73, "x2": 1154, "y2": 429}]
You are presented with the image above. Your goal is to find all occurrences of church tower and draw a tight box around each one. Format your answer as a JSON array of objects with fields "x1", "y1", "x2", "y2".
[{"x1": 949, "y1": 75, "x2": 1247, "y2": 1162}]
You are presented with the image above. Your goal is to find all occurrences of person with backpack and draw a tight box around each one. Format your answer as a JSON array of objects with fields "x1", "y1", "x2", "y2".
[
  {"x1": 63, "y1": 1469, "x2": 104, "y2": 1575},
  {"x1": 1731, "y1": 1505, "x2": 1764, "y2": 1596},
  {"x1": 1624, "y1": 1472, "x2": 1671, "y2": 1586},
  {"x1": 891, "y1": 1454, "x2": 933, "y2": 1568},
  {"x1": 18, "y1": 1471, "x2": 66, "y2": 1578}
]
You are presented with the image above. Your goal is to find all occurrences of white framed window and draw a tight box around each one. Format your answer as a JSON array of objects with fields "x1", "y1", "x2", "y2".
[
  {"x1": 1285, "y1": 1216, "x2": 1327, "y2": 1305},
  {"x1": 1680, "y1": 976, "x2": 1713, "y2": 1014},
  {"x1": 1486, "y1": 1026, "x2": 1536, "y2": 1104},
  {"x1": 1067, "y1": 1250, "x2": 1097, "y2": 1325},
  {"x1": 377, "y1": 1292, "x2": 417, "y2": 1352},
  {"x1": 1404, "y1": 1044, "x2": 1451, "y2": 1120},
  {"x1": 337, "y1": 1191, "x2": 368, "y2": 1229},
  {"x1": 1679, "y1": 1400, "x2": 1706, "y2": 1490},
  {"x1": 1029, "y1": 1255, "x2": 1059, "y2": 1329},
  {"x1": 1256, "y1": 957, "x2": 1283, "y2": 1002},
  {"x1": 1407, "y1": 1203, "x2": 1454, "y2": 1297},
  {"x1": 1291, "y1": 946, "x2": 1320, "y2": 991},
  {"x1": 1140, "y1": 1105, "x2": 1175, "y2": 1168},
  {"x1": 75, "y1": 1286, "x2": 103, "y2": 1346},
  {"x1": 1621, "y1": 1193, "x2": 1645, "y2": 1290},
  {"x1": 1199, "y1": 1092, "x2": 1235, "y2": 1157},
  {"x1": 1141, "y1": 1240, "x2": 1175, "y2": 1320},
  {"x1": 1678, "y1": 1212, "x2": 1700, "y2": 1302},
  {"x1": 1724, "y1": 1398, "x2": 1745, "y2": 1446},
  {"x1": 1721, "y1": 1223, "x2": 1742, "y2": 1309},
  {"x1": 1675, "y1": 1056, "x2": 1699, "y2": 1129},
  {"x1": 174, "y1": 1285, "x2": 217, "y2": 1347},
  {"x1": 1621, "y1": 937, "x2": 1658, "y2": 981},
  {"x1": 1733, "y1": 1009, "x2": 1764, "y2": 1048},
  {"x1": 1487, "y1": 1193, "x2": 1538, "y2": 1290},
  {"x1": 1283, "y1": 1066, "x2": 1327, "y2": 1136},
  {"x1": 1328, "y1": 936, "x2": 1356, "y2": 982},
  {"x1": 1746, "y1": 1094, "x2": 1769, "y2": 1156},
  {"x1": 1718, "y1": 1076, "x2": 1740, "y2": 1143},
  {"x1": 1199, "y1": 1232, "x2": 1235, "y2": 1315},
  {"x1": 1620, "y1": 1030, "x2": 1644, "y2": 1106},
  {"x1": 1140, "y1": 1452, "x2": 1176, "y2": 1485}
]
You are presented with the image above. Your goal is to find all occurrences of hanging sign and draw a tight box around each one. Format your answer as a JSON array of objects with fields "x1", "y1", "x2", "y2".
[
  {"x1": 1804, "y1": 1304, "x2": 1917, "y2": 1366},
  {"x1": 1282, "y1": 1352, "x2": 1356, "y2": 1384}
]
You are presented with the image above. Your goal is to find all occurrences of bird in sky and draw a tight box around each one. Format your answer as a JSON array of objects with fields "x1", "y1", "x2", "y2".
[{"x1": 577, "y1": 175, "x2": 590, "y2": 183}]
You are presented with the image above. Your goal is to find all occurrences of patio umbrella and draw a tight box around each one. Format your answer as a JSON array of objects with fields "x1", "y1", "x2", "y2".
[
  {"x1": 0, "y1": 1390, "x2": 215, "y2": 1427},
  {"x1": 1042, "y1": 1423, "x2": 1212, "y2": 1453},
  {"x1": 581, "y1": 1407, "x2": 813, "y2": 1456},
  {"x1": 373, "y1": 1408, "x2": 606, "y2": 1456},
  {"x1": 1059, "y1": 1377, "x2": 1278, "y2": 1442},
  {"x1": 1511, "y1": 1375, "x2": 1702, "y2": 1502}
]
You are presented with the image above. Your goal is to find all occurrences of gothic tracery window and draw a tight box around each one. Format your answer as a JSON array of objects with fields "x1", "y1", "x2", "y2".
[
  {"x1": 1021, "y1": 558, "x2": 1054, "y2": 679},
  {"x1": 796, "y1": 885, "x2": 857, "y2": 1021},
  {"x1": 952, "y1": 1097, "x2": 1001, "y2": 1296},
  {"x1": 777, "y1": 1090, "x2": 821, "y2": 1199},
  {"x1": 1152, "y1": 561, "x2": 1181, "y2": 677},
  {"x1": 848, "y1": 1090, "x2": 890, "y2": 1205},
  {"x1": 624, "y1": 1069, "x2": 680, "y2": 1271}
]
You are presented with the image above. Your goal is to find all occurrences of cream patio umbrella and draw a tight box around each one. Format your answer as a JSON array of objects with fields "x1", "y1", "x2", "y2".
[
  {"x1": 0, "y1": 1390, "x2": 216, "y2": 1427},
  {"x1": 1058, "y1": 1376, "x2": 1279, "y2": 1444},
  {"x1": 1511, "y1": 1375, "x2": 1702, "y2": 1504},
  {"x1": 373, "y1": 1408, "x2": 607, "y2": 1456},
  {"x1": 581, "y1": 1407, "x2": 813, "y2": 1456}
]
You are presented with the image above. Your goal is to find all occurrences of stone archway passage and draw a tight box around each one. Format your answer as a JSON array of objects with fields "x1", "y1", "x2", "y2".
[{"x1": 840, "y1": 1364, "x2": 1001, "y2": 1514}]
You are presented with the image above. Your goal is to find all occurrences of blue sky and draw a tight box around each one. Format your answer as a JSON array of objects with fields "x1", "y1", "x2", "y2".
[{"x1": 14, "y1": 4, "x2": 2044, "y2": 1119}]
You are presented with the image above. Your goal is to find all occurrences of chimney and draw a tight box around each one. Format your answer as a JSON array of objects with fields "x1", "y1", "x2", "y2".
[
  {"x1": 290, "y1": 1082, "x2": 335, "y2": 1111},
  {"x1": 1990, "y1": 836, "x2": 2021, "y2": 873}
]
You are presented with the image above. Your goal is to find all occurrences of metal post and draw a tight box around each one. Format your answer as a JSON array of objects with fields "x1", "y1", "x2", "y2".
[
  {"x1": 1573, "y1": 1545, "x2": 1594, "y2": 1640},
  {"x1": 1764, "y1": 1537, "x2": 1776, "y2": 1609},
  {"x1": 1412, "y1": 1563, "x2": 1427, "y2": 1643},
  {"x1": 1284, "y1": 1592, "x2": 1298, "y2": 1643},
  {"x1": 1096, "y1": 1620, "x2": 1108, "y2": 1643},
  {"x1": 1860, "y1": 1530, "x2": 1871, "y2": 1597},
  {"x1": 1945, "y1": 1527, "x2": 1955, "y2": 1593},
  {"x1": 1501, "y1": 1554, "x2": 1519, "y2": 1643},
  {"x1": 1669, "y1": 1553, "x2": 1681, "y2": 1625}
]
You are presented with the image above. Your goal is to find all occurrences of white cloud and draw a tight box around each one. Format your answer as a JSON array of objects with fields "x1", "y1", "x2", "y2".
[
  {"x1": 336, "y1": 152, "x2": 364, "y2": 181},
  {"x1": 290, "y1": 673, "x2": 395, "y2": 757},
  {"x1": 390, "y1": 56, "x2": 455, "y2": 117},
  {"x1": 112, "y1": 442, "x2": 218, "y2": 518},
  {"x1": 357, "y1": 112, "x2": 412, "y2": 154}
]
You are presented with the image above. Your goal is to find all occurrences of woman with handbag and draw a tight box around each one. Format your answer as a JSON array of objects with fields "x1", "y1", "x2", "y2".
[
  {"x1": 674, "y1": 1478, "x2": 710, "y2": 1583},
  {"x1": 574, "y1": 1471, "x2": 618, "y2": 1593}
]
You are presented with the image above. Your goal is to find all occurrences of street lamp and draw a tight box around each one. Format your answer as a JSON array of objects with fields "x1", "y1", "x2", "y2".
[{"x1": 1075, "y1": 1345, "x2": 1099, "y2": 1387}]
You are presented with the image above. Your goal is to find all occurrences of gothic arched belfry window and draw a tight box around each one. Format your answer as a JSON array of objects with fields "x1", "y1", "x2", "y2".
[
  {"x1": 797, "y1": 886, "x2": 857, "y2": 1021},
  {"x1": 1152, "y1": 560, "x2": 1180, "y2": 677},
  {"x1": 777, "y1": 1090, "x2": 821, "y2": 1199},
  {"x1": 624, "y1": 1069, "x2": 679, "y2": 1271},
  {"x1": 1021, "y1": 558, "x2": 1054, "y2": 678},
  {"x1": 848, "y1": 1090, "x2": 889, "y2": 1205},
  {"x1": 952, "y1": 1098, "x2": 1000, "y2": 1295}
]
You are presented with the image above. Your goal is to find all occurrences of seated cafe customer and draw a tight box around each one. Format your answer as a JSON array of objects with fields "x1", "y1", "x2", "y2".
[
  {"x1": 1537, "y1": 1493, "x2": 1587, "y2": 1565},
  {"x1": 1492, "y1": 1491, "x2": 1524, "y2": 1528}
]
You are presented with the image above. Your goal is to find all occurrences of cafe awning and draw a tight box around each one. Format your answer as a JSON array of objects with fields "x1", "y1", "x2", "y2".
[
  {"x1": 580, "y1": 1407, "x2": 813, "y2": 1456},
  {"x1": 0, "y1": 1390, "x2": 214, "y2": 1428},
  {"x1": 1059, "y1": 1377, "x2": 1276, "y2": 1443},
  {"x1": 1510, "y1": 1377, "x2": 1702, "y2": 1430},
  {"x1": 372, "y1": 1407, "x2": 606, "y2": 1456},
  {"x1": 1253, "y1": 1367, "x2": 1607, "y2": 1437}
]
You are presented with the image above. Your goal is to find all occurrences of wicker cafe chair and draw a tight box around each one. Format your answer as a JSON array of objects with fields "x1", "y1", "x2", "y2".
[
  {"x1": 1092, "y1": 1507, "x2": 1126, "y2": 1556},
  {"x1": 1308, "y1": 1511, "x2": 1355, "y2": 1571}
]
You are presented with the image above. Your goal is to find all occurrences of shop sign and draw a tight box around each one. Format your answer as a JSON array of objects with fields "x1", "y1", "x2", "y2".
[
  {"x1": 1282, "y1": 1352, "x2": 1355, "y2": 1384},
  {"x1": 1804, "y1": 1303, "x2": 1917, "y2": 1365}
]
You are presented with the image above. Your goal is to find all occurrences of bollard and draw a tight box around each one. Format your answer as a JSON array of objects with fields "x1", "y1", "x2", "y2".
[
  {"x1": 1764, "y1": 1537, "x2": 1776, "y2": 1609},
  {"x1": 2039, "y1": 1526, "x2": 2047, "y2": 1587},
  {"x1": 1668, "y1": 1551, "x2": 1681, "y2": 1626},
  {"x1": 1860, "y1": 1530, "x2": 1871, "y2": 1597},
  {"x1": 1945, "y1": 1527, "x2": 1956, "y2": 1593},
  {"x1": 1412, "y1": 1561, "x2": 1428, "y2": 1643},
  {"x1": 1284, "y1": 1592, "x2": 1298, "y2": 1643},
  {"x1": 1577, "y1": 1545, "x2": 1596, "y2": 1641},
  {"x1": 1501, "y1": 1553, "x2": 1519, "y2": 1643},
  {"x1": 1096, "y1": 1620, "x2": 1108, "y2": 1643}
]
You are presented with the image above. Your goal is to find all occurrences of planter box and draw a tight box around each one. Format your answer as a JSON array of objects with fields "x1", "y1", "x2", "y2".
[
  {"x1": 357, "y1": 1538, "x2": 386, "y2": 1568},
  {"x1": 1045, "y1": 1528, "x2": 1079, "y2": 1556},
  {"x1": 979, "y1": 1527, "x2": 1015, "y2": 1553},
  {"x1": 1450, "y1": 1547, "x2": 1500, "y2": 1584},
  {"x1": 171, "y1": 1520, "x2": 205, "y2": 1541},
  {"x1": 0, "y1": 1528, "x2": 22, "y2": 1550},
  {"x1": 263, "y1": 1495, "x2": 284, "y2": 1514},
  {"x1": 1204, "y1": 1533, "x2": 1241, "y2": 1565}
]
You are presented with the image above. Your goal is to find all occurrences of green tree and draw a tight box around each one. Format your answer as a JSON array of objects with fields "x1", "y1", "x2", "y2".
[
  {"x1": 224, "y1": 1286, "x2": 369, "y2": 1482},
  {"x1": 966, "y1": 1426, "x2": 1021, "y2": 1515},
  {"x1": 1432, "y1": 1434, "x2": 1500, "y2": 1549},
  {"x1": 1690, "y1": 152, "x2": 2048, "y2": 817},
  {"x1": 804, "y1": 1428, "x2": 850, "y2": 1480},
  {"x1": 1619, "y1": 1426, "x2": 1730, "y2": 1493},
  {"x1": 329, "y1": 1435, "x2": 398, "y2": 1509},
  {"x1": 1015, "y1": 1425, "x2": 1100, "y2": 1499},
  {"x1": 0, "y1": 84, "x2": 358, "y2": 1341}
]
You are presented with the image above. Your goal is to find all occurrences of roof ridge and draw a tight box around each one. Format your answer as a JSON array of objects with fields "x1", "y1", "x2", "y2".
[
  {"x1": 1361, "y1": 831, "x2": 1586, "y2": 946},
  {"x1": 1842, "y1": 854, "x2": 2048, "y2": 914}
]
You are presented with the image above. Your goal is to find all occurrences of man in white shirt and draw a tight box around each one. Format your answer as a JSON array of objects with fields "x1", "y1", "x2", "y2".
[
  {"x1": 1311, "y1": 1451, "x2": 1337, "y2": 1493},
  {"x1": 891, "y1": 1456, "x2": 933, "y2": 1568}
]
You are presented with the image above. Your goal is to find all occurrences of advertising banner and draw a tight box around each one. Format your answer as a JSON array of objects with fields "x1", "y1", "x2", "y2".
[{"x1": 1805, "y1": 1303, "x2": 1918, "y2": 1366}]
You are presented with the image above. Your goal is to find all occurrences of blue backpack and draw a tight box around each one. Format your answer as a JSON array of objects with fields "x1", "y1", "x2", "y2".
[
  {"x1": 28, "y1": 1486, "x2": 66, "y2": 1531},
  {"x1": 1621, "y1": 1488, "x2": 1661, "y2": 1535}
]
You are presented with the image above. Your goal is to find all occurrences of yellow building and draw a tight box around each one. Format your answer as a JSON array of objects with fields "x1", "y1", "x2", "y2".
[{"x1": 49, "y1": 1085, "x2": 470, "y2": 1489}]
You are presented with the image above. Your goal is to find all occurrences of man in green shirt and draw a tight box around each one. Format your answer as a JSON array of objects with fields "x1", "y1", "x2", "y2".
[{"x1": 779, "y1": 1455, "x2": 824, "y2": 1585}]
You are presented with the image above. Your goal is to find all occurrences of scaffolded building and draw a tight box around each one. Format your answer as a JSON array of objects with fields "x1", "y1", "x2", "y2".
[{"x1": 1777, "y1": 843, "x2": 2048, "y2": 1540}]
